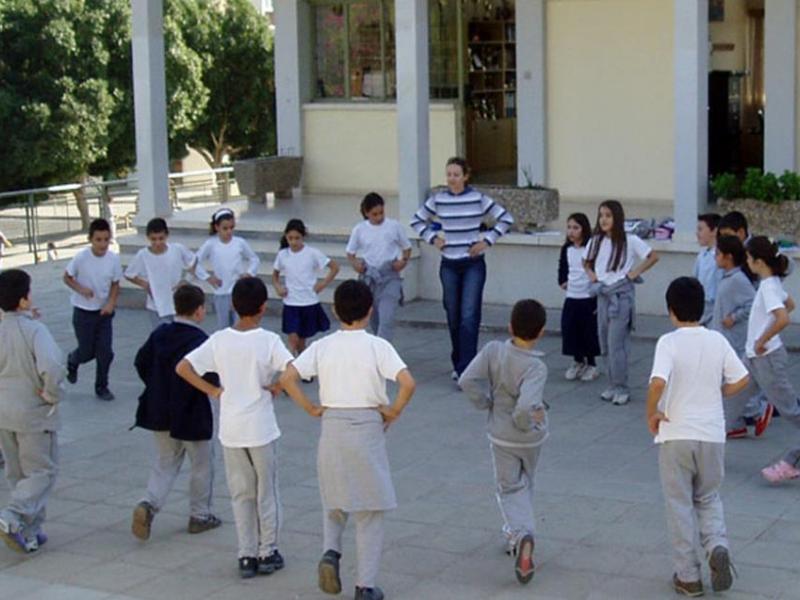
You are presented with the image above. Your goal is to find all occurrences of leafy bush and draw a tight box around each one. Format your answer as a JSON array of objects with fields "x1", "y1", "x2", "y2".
[
  {"x1": 710, "y1": 173, "x2": 737, "y2": 199},
  {"x1": 779, "y1": 170, "x2": 800, "y2": 201},
  {"x1": 717, "y1": 169, "x2": 800, "y2": 203},
  {"x1": 741, "y1": 168, "x2": 767, "y2": 201}
]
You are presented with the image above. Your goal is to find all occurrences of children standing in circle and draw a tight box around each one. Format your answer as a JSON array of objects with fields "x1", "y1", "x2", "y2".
[
  {"x1": 272, "y1": 219, "x2": 339, "y2": 358},
  {"x1": 742, "y1": 237, "x2": 800, "y2": 483},
  {"x1": 196, "y1": 209, "x2": 260, "y2": 330},
  {"x1": 584, "y1": 200, "x2": 659, "y2": 406},
  {"x1": 346, "y1": 193, "x2": 412, "y2": 342},
  {"x1": 558, "y1": 213, "x2": 600, "y2": 381}
]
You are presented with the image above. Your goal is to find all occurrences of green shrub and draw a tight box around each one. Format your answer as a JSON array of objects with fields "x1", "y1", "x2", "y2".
[
  {"x1": 761, "y1": 172, "x2": 781, "y2": 203},
  {"x1": 710, "y1": 173, "x2": 738, "y2": 199},
  {"x1": 779, "y1": 170, "x2": 800, "y2": 201},
  {"x1": 740, "y1": 168, "x2": 766, "y2": 200}
]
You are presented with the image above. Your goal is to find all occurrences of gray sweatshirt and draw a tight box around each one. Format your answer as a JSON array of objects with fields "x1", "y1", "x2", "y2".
[
  {"x1": 0, "y1": 312, "x2": 65, "y2": 432},
  {"x1": 459, "y1": 339, "x2": 549, "y2": 447},
  {"x1": 710, "y1": 266, "x2": 754, "y2": 356}
]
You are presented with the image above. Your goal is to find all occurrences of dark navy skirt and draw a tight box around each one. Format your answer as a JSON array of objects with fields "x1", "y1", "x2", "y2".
[
  {"x1": 561, "y1": 297, "x2": 600, "y2": 359},
  {"x1": 282, "y1": 303, "x2": 331, "y2": 338}
]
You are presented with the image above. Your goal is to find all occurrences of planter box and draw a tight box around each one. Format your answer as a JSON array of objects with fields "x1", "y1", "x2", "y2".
[
  {"x1": 717, "y1": 198, "x2": 800, "y2": 241},
  {"x1": 233, "y1": 156, "x2": 303, "y2": 202},
  {"x1": 431, "y1": 185, "x2": 559, "y2": 233}
]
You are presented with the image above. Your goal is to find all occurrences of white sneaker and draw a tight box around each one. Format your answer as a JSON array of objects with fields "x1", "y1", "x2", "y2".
[
  {"x1": 451, "y1": 370, "x2": 459, "y2": 381},
  {"x1": 580, "y1": 366, "x2": 599, "y2": 381},
  {"x1": 565, "y1": 362, "x2": 585, "y2": 381},
  {"x1": 611, "y1": 392, "x2": 630, "y2": 406},
  {"x1": 600, "y1": 388, "x2": 615, "y2": 402}
]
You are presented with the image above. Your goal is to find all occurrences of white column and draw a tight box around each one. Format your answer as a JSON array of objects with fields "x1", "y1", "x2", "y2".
[
  {"x1": 764, "y1": 0, "x2": 797, "y2": 173},
  {"x1": 516, "y1": 0, "x2": 547, "y2": 187},
  {"x1": 132, "y1": 0, "x2": 170, "y2": 220},
  {"x1": 673, "y1": 0, "x2": 708, "y2": 241},
  {"x1": 395, "y1": 0, "x2": 430, "y2": 221},
  {"x1": 274, "y1": 0, "x2": 303, "y2": 156}
]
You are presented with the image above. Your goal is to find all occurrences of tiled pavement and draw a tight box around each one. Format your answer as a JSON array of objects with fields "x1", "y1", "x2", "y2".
[{"x1": 1, "y1": 259, "x2": 800, "y2": 599}]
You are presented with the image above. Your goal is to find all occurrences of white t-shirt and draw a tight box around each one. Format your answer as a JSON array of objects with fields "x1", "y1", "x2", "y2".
[
  {"x1": 196, "y1": 236, "x2": 260, "y2": 296},
  {"x1": 566, "y1": 245, "x2": 591, "y2": 299},
  {"x1": 185, "y1": 328, "x2": 292, "y2": 448},
  {"x1": 584, "y1": 234, "x2": 652, "y2": 286},
  {"x1": 65, "y1": 248, "x2": 123, "y2": 311},
  {"x1": 292, "y1": 329, "x2": 407, "y2": 408},
  {"x1": 650, "y1": 327, "x2": 748, "y2": 444},
  {"x1": 346, "y1": 218, "x2": 412, "y2": 268},
  {"x1": 124, "y1": 243, "x2": 200, "y2": 317},
  {"x1": 746, "y1": 276, "x2": 788, "y2": 358},
  {"x1": 273, "y1": 245, "x2": 330, "y2": 306}
]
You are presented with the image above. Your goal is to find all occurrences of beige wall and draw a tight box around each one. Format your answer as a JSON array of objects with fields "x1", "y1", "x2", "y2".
[
  {"x1": 546, "y1": 0, "x2": 674, "y2": 202},
  {"x1": 301, "y1": 103, "x2": 461, "y2": 195},
  {"x1": 710, "y1": 0, "x2": 748, "y2": 72}
]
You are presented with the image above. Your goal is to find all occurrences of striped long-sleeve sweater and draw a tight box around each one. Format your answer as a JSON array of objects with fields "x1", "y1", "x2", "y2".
[{"x1": 410, "y1": 187, "x2": 514, "y2": 260}]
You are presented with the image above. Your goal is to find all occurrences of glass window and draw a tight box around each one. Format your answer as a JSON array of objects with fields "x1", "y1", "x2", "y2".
[
  {"x1": 314, "y1": 5, "x2": 346, "y2": 98},
  {"x1": 430, "y1": 0, "x2": 460, "y2": 100}
]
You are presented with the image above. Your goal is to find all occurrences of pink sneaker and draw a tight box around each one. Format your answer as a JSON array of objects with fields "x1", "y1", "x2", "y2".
[{"x1": 761, "y1": 460, "x2": 800, "y2": 483}]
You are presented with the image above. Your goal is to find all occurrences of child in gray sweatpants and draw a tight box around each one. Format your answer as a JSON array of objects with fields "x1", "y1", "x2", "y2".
[
  {"x1": 459, "y1": 299, "x2": 549, "y2": 586},
  {"x1": 0, "y1": 269, "x2": 65, "y2": 554},
  {"x1": 647, "y1": 277, "x2": 749, "y2": 596}
]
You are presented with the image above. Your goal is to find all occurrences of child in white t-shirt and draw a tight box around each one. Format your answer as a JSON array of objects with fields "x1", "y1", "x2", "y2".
[
  {"x1": 346, "y1": 193, "x2": 412, "y2": 342},
  {"x1": 196, "y1": 208, "x2": 260, "y2": 330},
  {"x1": 584, "y1": 200, "x2": 659, "y2": 405},
  {"x1": 125, "y1": 218, "x2": 207, "y2": 329},
  {"x1": 63, "y1": 219, "x2": 123, "y2": 401},
  {"x1": 647, "y1": 277, "x2": 748, "y2": 597},
  {"x1": 280, "y1": 280, "x2": 416, "y2": 600},
  {"x1": 177, "y1": 277, "x2": 293, "y2": 579},
  {"x1": 272, "y1": 219, "x2": 339, "y2": 357},
  {"x1": 743, "y1": 236, "x2": 800, "y2": 483}
]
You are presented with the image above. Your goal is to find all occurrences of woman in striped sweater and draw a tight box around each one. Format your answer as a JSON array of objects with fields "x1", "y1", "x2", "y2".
[{"x1": 411, "y1": 157, "x2": 514, "y2": 379}]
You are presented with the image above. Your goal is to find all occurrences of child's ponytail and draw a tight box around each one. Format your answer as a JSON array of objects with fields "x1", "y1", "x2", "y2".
[{"x1": 746, "y1": 236, "x2": 790, "y2": 277}]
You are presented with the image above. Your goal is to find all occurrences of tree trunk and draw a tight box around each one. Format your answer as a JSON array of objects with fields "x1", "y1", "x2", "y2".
[{"x1": 73, "y1": 175, "x2": 91, "y2": 231}]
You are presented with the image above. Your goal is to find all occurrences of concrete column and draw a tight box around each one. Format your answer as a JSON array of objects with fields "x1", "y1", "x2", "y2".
[
  {"x1": 131, "y1": 0, "x2": 170, "y2": 220},
  {"x1": 764, "y1": 0, "x2": 797, "y2": 173},
  {"x1": 395, "y1": 0, "x2": 430, "y2": 221},
  {"x1": 673, "y1": 0, "x2": 708, "y2": 241},
  {"x1": 274, "y1": 0, "x2": 303, "y2": 156},
  {"x1": 516, "y1": 0, "x2": 547, "y2": 187}
]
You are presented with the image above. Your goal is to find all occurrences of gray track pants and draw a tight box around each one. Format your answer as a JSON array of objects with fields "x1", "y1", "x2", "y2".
[
  {"x1": 142, "y1": 431, "x2": 214, "y2": 518},
  {"x1": 597, "y1": 284, "x2": 634, "y2": 394},
  {"x1": 222, "y1": 442, "x2": 280, "y2": 558},
  {"x1": 0, "y1": 430, "x2": 58, "y2": 539},
  {"x1": 659, "y1": 440, "x2": 728, "y2": 582},
  {"x1": 490, "y1": 443, "x2": 541, "y2": 546},
  {"x1": 323, "y1": 509, "x2": 384, "y2": 588},
  {"x1": 369, "y1": 277, "x2": 403, "y2": 342},
  {"x1": 213, "y1": 294, "x2": 236, "y2": 330},
  {"x1": 745, "y1": 348, "x2": 800, "y2": 465}
]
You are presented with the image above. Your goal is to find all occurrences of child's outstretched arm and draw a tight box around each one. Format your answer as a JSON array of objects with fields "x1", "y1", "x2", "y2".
[
  {"x1": 645, "y1": 377, "x2": 668, "y2": 435},
  {"x1": 176, "y1": 359, "x2": 223, "y2": 399},
  {"x1": 279, "y1": 364, "x2": 324, "y2": 417},
  {"x1": 378, "y1": 368, "x2": 415, "y2": 430},
  {"x1": 513, "y1": 363, "x2": 547, "y2": 431},
  {"x1": 458, "y1": 347, "x2": 493, "y2": 410},
  {"x1": 755, "y1": 306, "x2": 791, "y2": 355}
]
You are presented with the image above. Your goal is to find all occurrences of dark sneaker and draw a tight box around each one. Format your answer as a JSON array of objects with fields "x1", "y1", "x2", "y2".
[
  {"x1": 354, "y1": 587, "x2": 384, "y2": 600},
  {"x1": 672, "y1": 574, "x2": 704, "y2": 597},
  {"x1": 67, "y1": 361, "x2": 78, "y2": 384},
  {"x1": 318, "y1": 549, "x2": 342, "y2": 594},
  {"x1": 709, "y1": 546, "x2": 733, "y2": 592},
  {"x1": 95, "y1": 388, "x2": 115, "y2": 401},
  {"x1": 188, "y1": 514, "x2": 221, "y2": 534},
  {"x1": 258, "y1": 549, "x2": 285, "y2": 575},
  {"x1": 131, "y1": 501, "x2": 155, "y2": 540},
  {"x1": 514, "y1": 534, "x2": 535, "y2": 584},
  {"x1": 239, "y1": 556, "x2": 258, "y2": 579},
  {"x1": 754, "y1": 403, "x2": 775, "y2": 437}
]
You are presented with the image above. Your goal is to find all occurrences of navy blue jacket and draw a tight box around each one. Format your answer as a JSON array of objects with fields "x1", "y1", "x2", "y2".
[{"x1": 134, "y1": 322, "x2": 218, "y2": 441}]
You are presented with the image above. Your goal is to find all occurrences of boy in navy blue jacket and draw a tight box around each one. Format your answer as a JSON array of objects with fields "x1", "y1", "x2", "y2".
[{"x1": 131, "y1": 284, "x2": 221, "y2": 540}]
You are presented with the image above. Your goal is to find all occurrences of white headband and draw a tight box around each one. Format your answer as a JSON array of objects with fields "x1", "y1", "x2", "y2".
[{"x1": 213, "y1": 208, "x2": 234, "y2": 222}]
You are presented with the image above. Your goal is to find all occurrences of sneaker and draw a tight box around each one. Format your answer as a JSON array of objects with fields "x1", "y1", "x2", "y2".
[
  {"x1": 66, "y1": 361, "x2": 78, "y2": 384},
  {"x1": 239, "y1": 556, "x2": 258, "y2": 579},
  {"x1": 258, "y1": 550, "x2": 284, "y2": 575},
  {"x1": 354, "y1": 587, "x2": 385, "y2": 600},
  {"x1": 565, "y1": 362, "x2": 585, "y2": 381},
  {"x1": 600, "y1": 388, "x2": 615, "y2": 402},
  {"x1": 451, "y1": 370, "x2": 459, "y2": 381},
  {"x1": 95, "y1": 388, "x2": 115, "y2": 401},
  {"x1": 761, "y1": 460, "x2": 800, "y2": 483},
  {"x1": 726, "y1": 427, "x2": 748, "y2": 440},
  {"x1": 318, "y1": 549, "x2": 342, "y2": 594},
  {"x1": 611, "y1": 392, "x2": 630, "y2": 406},
  {"x1": 187, "y1": 514, "x2": 221, "y2": 534},
  {"x1": 514, "y1": 534, "x2": 535, "y2": 585},
  {"x1": 672, "y1": 574, "x2": 704, "y2": 597},
  {"x1": 131, "y1": 501, "x2": 155, "y2": 540},
  {"x1": 580, "y1": 366, "x2": 599, "y2": 381},
  {"x1": 0, "y1": 519, "x2": 36, "y2": 554},
  {"x1": 754, "y1": 403, "x2": 775, "y2": 437},
  {"x1": 709, "y1": 546, "x2": 733, "y2": 592},
  {"x1": 35, "y1": 532, "x2": 47, "y2": 547}
]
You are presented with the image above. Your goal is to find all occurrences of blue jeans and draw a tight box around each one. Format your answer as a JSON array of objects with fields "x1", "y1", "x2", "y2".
[
  {"x1": 69, "y1": 307, "x2": 114, "y2": 392},
  {"x1": 440, "y1": 255, "x2": 486, "y2": 374}
]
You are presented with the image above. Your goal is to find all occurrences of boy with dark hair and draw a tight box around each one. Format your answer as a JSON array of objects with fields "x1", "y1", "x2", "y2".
[
  {"x1": 125, "y1": 217, "x2": 206, "y2": 329},
  {"x1": 0, "y1": 269, "x2": 65, "y2": 553},
  {"x1": 717, "y1": 211, "x2": 748, "y2": 240},
  {"x1": 280, "y1": 279, "x2": 416, "y2": 600},
  {"x1": 131, "y1": 284, "x2": 221, "y2": 541},
  {"x1": 647, "y1": 277, "x2": 749, "y2": 597},
  {"x1": 63, "y1": 218, "x2": 122, "y2": 401},
  {"x1": 177, "y1": 277, "x2": 292, "y2": 579},
  {"x1": 695, "y1": 213, "x2": 722, "y2": 325},
  {"x1": 458, "y1": 298, "x2": 548, "y2": 585}
]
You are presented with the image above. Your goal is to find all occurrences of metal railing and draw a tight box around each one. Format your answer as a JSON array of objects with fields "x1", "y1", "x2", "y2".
[{"x1": 0, "y1": 167, "x2": 236, "y2": 263}]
